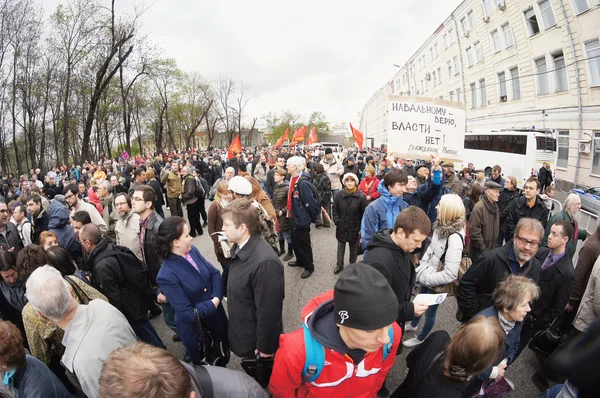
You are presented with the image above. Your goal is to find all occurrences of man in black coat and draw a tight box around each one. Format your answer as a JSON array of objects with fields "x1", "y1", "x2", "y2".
[
  {"x1": 222, "y1": 199, "x2": 285, "y2": 359},
  {"x1": 516, "y1": 220, "x2": 574, "y2": 358},
  {"x1": 80, "y1": 223, "x2": 165, "y2": 349},
  {"x1": 26, "y1": 193, "x2": 49, "y2": 245},
  {"x1": 538, "y1": 162, "x2": 553, "y2": 193},
  {"x1": 0, "y1": 202, "x2": 24, "y2": 254},
  {"x1": 504, "y1": 177, "x2": 549, "y2": 238},
  {"x1": 456, "y1": 217, "x2": 544, "y2": 323},
  {"x1": 364, "y1": 206, "x2": 431, "y2": 329}
]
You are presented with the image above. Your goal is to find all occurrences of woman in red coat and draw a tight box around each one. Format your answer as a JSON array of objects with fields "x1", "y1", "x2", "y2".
[{"x1": 358, "y1": 165, "x2": 381, "y2": 204}]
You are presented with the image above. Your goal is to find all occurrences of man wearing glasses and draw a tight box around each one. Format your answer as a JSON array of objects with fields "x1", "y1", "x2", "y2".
[
  {"x1": 0, "y1": 202, "x2": 23, "y2": 253},
  {"x1": 457, "y1": 217, "x2": 544, "y2": 323},
  {"x1": 63, "y1": 184, "x2": 108, "y2": 235}
]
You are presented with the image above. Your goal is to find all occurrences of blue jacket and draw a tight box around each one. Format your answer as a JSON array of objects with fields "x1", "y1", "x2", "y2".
[
  {"x1": 475, "y1": 306, "x2": 523, "y2": 380},
  {"x1": 48, "y1": 199, "x2": 83, "y2": 267},
  {"x1": 403, "y1": 169, "x2": 443, "y2": 216},
  {"x1": 157, "y1": 246, "x2": 228, "y2": 365},
  {"x1": 9, "y1": 355, "x2": 72, "y2": 398},
  {"x1": 291, "y1": 172, "x2": 320, "y2": 229},
  {"x1": 361, "y1": 180, "x2": 409, "y2": 251}
]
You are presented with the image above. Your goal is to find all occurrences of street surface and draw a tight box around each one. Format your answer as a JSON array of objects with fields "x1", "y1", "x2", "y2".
[{"x1": 152, "y1": 199, "x2": 546, "y2": 398}]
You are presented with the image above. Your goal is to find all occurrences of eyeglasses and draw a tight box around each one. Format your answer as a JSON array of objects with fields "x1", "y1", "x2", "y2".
[
  {"x1": 131, "y1": 197, "x2": 145, "y2": 202},
  {"x1": 515, "y1": 235, "x2": 540, "y2": 248}
]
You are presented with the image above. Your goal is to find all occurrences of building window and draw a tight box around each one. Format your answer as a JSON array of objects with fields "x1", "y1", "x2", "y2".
[
  {"x1": 449, "y1": 28, "x2": 455, "y2": 43},
  {"x1": 430, "y1": 48, "x2": 434, "y2": 61},
  {"x1": 434, "y1": 43, "x2": 438, "y2": 58},
  {"x1": 433, "y1": 71, "x2": 437, "y2": 86},
  {"x1": 525, "y1": 8, "x2": 540, "y2": 36},
  {"x1": 461, "y1": 17, "x2": 468, "y2": 34},
  {"x1": 450, "y1": 90, "x2": 455, "y2": 102},
  {"x1": 483, "y1": 0, "x2": 495, "y2": 16},
  {"x1": 510, "y1": 67, "x2": 521, "y2": 99},
  {"x1": 424, "y1": 78, "x2": 428, "y2": 91},
  {"x1": 466, "y1": 47, "x2": 474, "y2": 67},
  {"x1": 573, "y1": 0, "x2": 590, "y2": 14},
  {"x1": 470, "y1": 83, "x2": 477, "y2": 108},
  {"x1": 553, "y1": 52, "x2": 568, "y2": 92},
  {"x1": 585, "y1": 40, "x2": 600, "y2": 87},
  {"x1": 501, "y1": 23, "x2": 514, "y2": 48},
  {"x1": 474, "y1": 41, "x2": 483, "y2": 63},
  {"x1": 536, "y1": 57, "x2": 550, "y2": 95},
  {"x1": 444, "y1": 34, "x2": 449, "y2": 48},
  {"x1": 438, "y1": 67, "x2": 442, "y2": 83},
  {"x1": 468, "y1": 10, "x2": 475, "y2": 28},
  {"x1": 557, "y1": 131, "x2": 569, "y2": 169},
  {"x1": 453, "y1": 55, "x2": 460, "y2": 75},
  {"x1": 447, "y1": 60, "x2": 453, "y2": 77},
  {"x1": 457, "y1": 88, "x2": 462, "y2": 103},
  {"x1": 480, "y1": 78, "x2": 487, "y2": 105},
  {"x1": 539, "y1": 0, "x2": 556, "y2": 28},
  {"x1": 499, "y1": 72, "x2": 508, "y2": 99},
  {"x1": 491, "y1": 30, "x2": 502, "y2": 53},
  {"x1": 593, "y1": 132, "x2": 600, "y2": 175}
]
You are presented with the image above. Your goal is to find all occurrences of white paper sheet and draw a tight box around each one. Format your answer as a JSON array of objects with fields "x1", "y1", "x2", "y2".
[{"x1": 413, "y1": 293, "x2": 448, "y2": 305}]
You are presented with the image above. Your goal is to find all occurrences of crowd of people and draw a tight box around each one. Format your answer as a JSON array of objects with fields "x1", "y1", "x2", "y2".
[{"x1": 0, "y1": 145, "x2": 597, "y2": 398}]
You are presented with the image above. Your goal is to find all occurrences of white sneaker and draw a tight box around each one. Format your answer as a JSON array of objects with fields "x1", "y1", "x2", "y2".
[
  {"x1": 403, "y1": 337, "x2": 424, "y2": 348},
  {"x1": 404, "y1": 324, "x2": 418, "y2": 332}
]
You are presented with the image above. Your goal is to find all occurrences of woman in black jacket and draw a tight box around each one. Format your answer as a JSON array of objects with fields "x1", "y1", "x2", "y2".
[
  {"x1": 271, "y1": 169, "x2": 293, "y2": 260},
  {"x1": 312, "y1": 164, "x2": 331, "y2": 228},
  {"x1": 146, "y1": 169, "x2": 165, "y2": 219},
  {"x1": 391, "y1": 316, "x2": 504, "y2": 398},
  {"x1": 332, "y1": 173, "x2": 367, "y2": 274},
  {"x1": 496, "y1": 176, "x2": 520, "y2": 246}
]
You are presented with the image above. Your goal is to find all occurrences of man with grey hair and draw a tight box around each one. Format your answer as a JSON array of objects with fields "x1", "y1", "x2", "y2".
[
  {"x1": 97, "y1": 179, "x2": 117, "y2": 241},
  {"x1": 26, "y1": 265, "x2": 136, "y2": 398},
  {"x1": 457, "y1": 217, "x2": 543, "y2": 322},
  {"x1": 209, "y1": 166, "x2": 235, "y2": 200},
  {"x1": 286, "y1": 156, "x2": 320, "y2": 279},
  {"x1": 541, "y1": 192, "x2": 588, "y2": 259}
]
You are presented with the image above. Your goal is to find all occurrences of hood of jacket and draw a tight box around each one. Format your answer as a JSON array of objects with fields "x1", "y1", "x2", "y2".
[
  {"x1": 367, "y1": 229, "x2": 400, "y2": 252},
  {"x1": 432, "y1": 217, "x2": 466, "y2": 240},
  {"x1": 47, "y1": 199, "x2": 70, "y2": 229},
  {"x1": 304, "y1": 297, "x2": 349, "y2": 354},
  {"x1": 87, "y1": 237, "x2": 111, "y2": 264}
]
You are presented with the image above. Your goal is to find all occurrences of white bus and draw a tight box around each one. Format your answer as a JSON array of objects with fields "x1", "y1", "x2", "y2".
[{"x1": 462, "y1": 129, "x2": 557, "y2": 187}]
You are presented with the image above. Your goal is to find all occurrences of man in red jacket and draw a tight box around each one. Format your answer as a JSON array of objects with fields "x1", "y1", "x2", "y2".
[{"x1": 269, "y1": 263, "x2": 402, "y2": 397}]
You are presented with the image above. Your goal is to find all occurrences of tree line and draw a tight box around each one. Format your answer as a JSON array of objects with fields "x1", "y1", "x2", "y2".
[{"x1": 0, "y1": 0, "x2": 252, "y2": 175}]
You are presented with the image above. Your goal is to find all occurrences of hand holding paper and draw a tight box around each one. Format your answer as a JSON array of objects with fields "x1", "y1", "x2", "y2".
[{"x1": 413, "y1": 293, "x2": 448, "y2": 306}]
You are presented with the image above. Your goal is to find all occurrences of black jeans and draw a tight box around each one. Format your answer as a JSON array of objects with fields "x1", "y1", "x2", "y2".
[
  {"x1": 130, "y1": 316, "x2": 166, "y2": 349},
  {"x1": 198, "y1": 196, "x2": 208, "y2": 223},
  {"x1": 291, "y1": 227, "x2": 314, "y2": 272},
  {"x1": 187, "y1": 201, "x2": 202, "y2": 235},
  {"x1": 337, "y1": 241, "x2": 357, "y2": 267}
]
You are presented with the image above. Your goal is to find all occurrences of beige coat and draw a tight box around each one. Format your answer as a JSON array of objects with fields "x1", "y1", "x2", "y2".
[
  {"x1": 574, "y1": 255, "x2": 600, "y2": 333},
  {"x1": 115, "y1": 211, "x2": 143, "y2": 260}
]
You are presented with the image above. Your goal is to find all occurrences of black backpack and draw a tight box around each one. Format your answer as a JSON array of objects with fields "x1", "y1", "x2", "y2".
[
  {"x1": 293, "y1": 175, "x2": 321, "y2": 218},
  {"x1": 96, "y1": 244, "x2": 152, "y2": 296},
  {"x1": 195, "y1": 177, "x2": 205, "y2": 198}
]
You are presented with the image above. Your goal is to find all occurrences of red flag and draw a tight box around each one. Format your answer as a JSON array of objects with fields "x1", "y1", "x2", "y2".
[
  {"x1": 274, "y1": 128, "x2": 289, "y2": 147},
  {"x1": 291, "y1": 126, "x2": 307, "y2": 145},
  {"x1": 306, "y1": 127, "x2": 318, "y2": 146},
  {"x1": 349, "y1": 123, "x2": 364, "y2": 150},
  {"x1": 227, "y1": 135, "x2": 242, "y2": 159}
]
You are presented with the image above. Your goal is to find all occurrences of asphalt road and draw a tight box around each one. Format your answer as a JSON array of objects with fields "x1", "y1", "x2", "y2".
[{"x1": 151, "y1": 200, "x2": 546, "y2": 398}]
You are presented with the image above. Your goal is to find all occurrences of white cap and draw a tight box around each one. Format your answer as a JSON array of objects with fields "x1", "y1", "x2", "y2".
[{"x1": 228, "y1": 176, "x2": 252, "y2": 195}]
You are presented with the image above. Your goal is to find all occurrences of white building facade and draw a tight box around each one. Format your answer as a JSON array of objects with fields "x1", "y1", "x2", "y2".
[{"x1": 360, "y1": 0, "x2": 600, "y2": 188}]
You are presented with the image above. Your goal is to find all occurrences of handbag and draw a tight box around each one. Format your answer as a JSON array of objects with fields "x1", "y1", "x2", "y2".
[
  {"x1": 528, "y1": 311, "x2": 570, "y2": 359},
  {"x1": 241, "y1": 353, "x2": 275, "y2": 388},
  {"x1": 356, "y1": 232, "x2": 364, "y2": 256},
  {"x1": 433, "y1": 233, "x2": 472, "y2": 296},
  {"x1": 64, "y1": 276, "x2": 91, "y2": 304},
  {"x1": 471, "y1": 376, "x2": 514, "y2": 398},
  {"x1": 193, "y1": 308, "x2": 230, "y2": 367}
]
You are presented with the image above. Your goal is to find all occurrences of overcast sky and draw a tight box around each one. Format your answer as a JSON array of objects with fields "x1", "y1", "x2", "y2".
[{"x1": 46, "y1": 0, "x2": 463, "y2": 129}]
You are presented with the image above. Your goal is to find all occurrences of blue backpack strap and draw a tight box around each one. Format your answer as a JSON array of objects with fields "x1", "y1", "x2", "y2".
[
  {"x1": 382, "y1": 325, "x2": 394, "y2": 361},
  {"x1": 302, "y1": 323, "x2": 325, "y2": 383}
]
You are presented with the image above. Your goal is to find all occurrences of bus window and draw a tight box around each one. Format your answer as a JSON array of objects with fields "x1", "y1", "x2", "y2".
[
  {"x1": 464, "y1": 134, "x2": 527, "y2": 155},
  {"x1": 535, "y1": 136, "x2": 557, "y2": 152}
]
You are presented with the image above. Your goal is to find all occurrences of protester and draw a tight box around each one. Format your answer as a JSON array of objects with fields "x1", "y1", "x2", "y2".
[
  {"x1": 269, "y1": 263, "x2": 401, "y2": 397},
  {"x1": 97, "y1": 179, "x2": 117, "y2": 241},
  {"x1": 63, "y1": 184, "x2": 107, "y2": 235},
  {"x1": 332, "y1": 173, "x2": 367, "y2": 274},
  {"x1": 11, "y1": 204, "x2": 32, "y2": 247},
  {"x1": 245, "y1": 175, "x2": 277, "y2": 220},
  {"x1": 0, "y1": 251, "x2": 27, "y2": 341},
  {"x1": 221, "y1": 199, "x2": 285, "y2": 361},
  {"x1": 26, "y1": 194, "x2": 49, "y2": 244},
  {"x1": 505, "y1": 177, "x2": 549, "y2": 238},
  {"x1": 541, "y1": 193, "x2": 587, "y2": 259},
  {"x1": 441, "y1": 162, "x2": 462, "y2": 196},
  {"x1": 192, "y1": 168, "x2": 209, "y2": 227},
  {"x1": 457, "y1": 218, "x2": 543, "y2": 322},
  {"x1": 312, "y1": 163, "x2": 332, "y2": 228},
  {"x1": 181, "y1": 166, "x2": 203, "y2": 237},
  {"x1": 321, "y1": 147, "x2": 344, "y2": 195},
  {"x1": 358, "y1": 165, "x2": 381, "y2": 204},
  {"x1": 47, "y1": 199, "x2": 83, "y2": 267},
  {"x1": 468, "y1": 180, "x2": 501, "y2": 262},
  {"x1": 567, "y1": 223, "x2": 600, "y2": 313},
  {"x1": 271, "y1": 169, "x2": 293, "y2": 259},
  {"x1": 70, "y1": 210, "x2": 91, "y2": 239},
  {"x1": 404, "y1": 194, "x2": 466, "y2": 347},
  {"x1": 26, "y1": 265, "x2": 136, "y2": 398},
  {"x1": 0, "y1": 320, "x2": 72, "y2": 398},
  {"x1": 113, "y1": 193, "x2": 143, "y2": 260},
  {"x1": 145, "y1": 169, "x2": 165, "y2": 219},
  {"x1": 161, "y1": 164, "x2": 183, "y2": 217},
  {"x1": 0, "y1": 202, "x2": 23, "y2": 254},
  {"x1": 156, "y1": 216, "x2": 228, "y2": 366},
  {"x1": 486, "y1": 165, "x2": 506, "y2": 191},
  {"x1": 462, "y1": 183, "x2": 481, "y2": 221},
  {"x1": 497, "y1": 176, "x2": 521, "y2": 246},
  {"x1": 390, "y1": 317, "x2": 505, "y2": 398},
  {"x1": 538, "y1": 162, "x2": 553, "y2": 193}
]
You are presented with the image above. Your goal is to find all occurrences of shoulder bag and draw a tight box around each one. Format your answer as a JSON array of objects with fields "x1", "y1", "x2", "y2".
[
  {"x1": 433, "y1": 233, "x2": 472, "y2": 296},
  {"x1": 193, "y1": 307, "x2": 230, "y2": 367}
]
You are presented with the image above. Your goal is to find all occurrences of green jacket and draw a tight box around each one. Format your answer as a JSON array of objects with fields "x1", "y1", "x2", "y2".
[{"x1": 541, "y1": 210, "x2": 588, "y2": 259}]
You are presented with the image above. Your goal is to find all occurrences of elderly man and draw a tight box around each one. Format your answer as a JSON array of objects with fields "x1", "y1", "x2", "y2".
[
  {"x1": 541, "y1": 193, "x2": 588, "y2": 259},
  {"x1": 251, "y1": 154, "x2": 270, "y2": 189},
  {"x1": 286, "y1": 156, "x2": 320, "y2": 279},
  {"x1": 209, "y1": 166, "x2": 235, "y2": 201},
  {"x1": 468, "y1": 180, "x2": 501, "y2": 262},
  {"x1": 25, "y1": 265, "x2": 136, "y2": 398},
  {"x1": 97, "y1": 179, "x2": 118, "y2": 241},
  {"x1": 441, "y1": 161, "x2": 462, "y2": 195},
  {"x1": 457, "y1": 218, "x2": 543, "y2": 323},
  {"x1": 321, "y1": 148, "x2": 344, "y2": 196},
  {"x1": 114, "y1": 193, "x2": 142, "y2": 260}
]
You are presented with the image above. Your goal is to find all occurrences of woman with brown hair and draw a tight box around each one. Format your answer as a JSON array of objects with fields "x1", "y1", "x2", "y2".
[
  {"x1": 244, "y1": 175, "x2": 276, "y2": 220},
  {"x1": 357, "y1": 165, "x2": 381, "y2": 204},
  {"x1": 0, "y1": 320, "x2": 71, "y2": 397},
  {"x1": 391, "y1": 316, "x2": 505, "y2": 398},
  {"x1": 462, "y1": 183, "x2": 482, "y2": 221},
  {"x1": 207, "y1": 180, "x2": 233, "y2": 298}
]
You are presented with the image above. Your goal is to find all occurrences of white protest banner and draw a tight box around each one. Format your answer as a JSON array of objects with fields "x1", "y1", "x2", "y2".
[{"x1": 387, "y1": 96, "x2": 466, "y2": 161}]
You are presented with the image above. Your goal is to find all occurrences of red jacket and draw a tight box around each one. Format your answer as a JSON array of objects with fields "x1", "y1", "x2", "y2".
[
  {"x1": 269, "y1": 291, "x2": 402, "y2": 398},
  {"x1": 358, "y1": 176, "x2": 381, "y2": 202}
]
